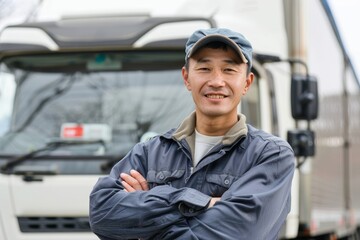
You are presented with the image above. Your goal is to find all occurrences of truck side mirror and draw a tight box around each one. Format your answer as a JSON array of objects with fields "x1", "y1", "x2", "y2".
[
  {"x1": 291, "y1": 74, "x2": 318, "y2": 120},
  {"x1": 287, "y1": 130, "x2": 315, "y2": 157}
]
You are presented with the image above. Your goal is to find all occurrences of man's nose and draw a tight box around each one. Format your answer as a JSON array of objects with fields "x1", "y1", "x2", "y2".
[{"x1": 208, "y1": 70, "x2": 226, "y2": 87}]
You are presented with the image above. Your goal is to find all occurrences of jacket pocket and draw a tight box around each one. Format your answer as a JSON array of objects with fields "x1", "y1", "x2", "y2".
[
  {"x1": 147, "y1": 169, "x2": 185, "y2": 188},
  {"x1": 205, "y1": 173, "x2": 238, "y2": 196}
]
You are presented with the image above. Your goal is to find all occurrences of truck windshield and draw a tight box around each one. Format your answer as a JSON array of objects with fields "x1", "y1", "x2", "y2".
[{"x1": 0, "y1": 51, "x2": 260, "y2": 174}]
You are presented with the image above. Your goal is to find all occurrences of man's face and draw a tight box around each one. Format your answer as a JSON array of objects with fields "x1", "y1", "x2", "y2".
[{"x1": 182, "y1": 46, "x2": 254, "y2": 121}]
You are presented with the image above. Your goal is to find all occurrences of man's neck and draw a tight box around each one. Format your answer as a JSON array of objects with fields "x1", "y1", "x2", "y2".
[{"x1": 195, "y1": 113, "x2": 238, "y2": 136}]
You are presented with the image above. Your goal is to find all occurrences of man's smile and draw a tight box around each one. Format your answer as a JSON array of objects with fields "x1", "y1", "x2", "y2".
[{"x1": 205, "y1": 94, "x2": 226, "y2": 99}]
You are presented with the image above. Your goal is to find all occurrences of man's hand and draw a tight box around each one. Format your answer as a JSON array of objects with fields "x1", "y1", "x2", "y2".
[
  {"x1": 208, "y1": 197, "x2": 221, "y2": 208},
  {"x1": 120, "y1": 169, "x2": 149, "y2": 192}
]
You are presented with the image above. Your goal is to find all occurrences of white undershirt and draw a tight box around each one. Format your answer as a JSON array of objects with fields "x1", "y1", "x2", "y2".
[{"x1": 194, "y1": 130, "x2": 223, "y2": 167}]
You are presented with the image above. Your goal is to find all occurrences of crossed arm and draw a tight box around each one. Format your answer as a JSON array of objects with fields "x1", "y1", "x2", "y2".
[{"x1": 120, "y1": 169, "x2": 220, "y2": 207}]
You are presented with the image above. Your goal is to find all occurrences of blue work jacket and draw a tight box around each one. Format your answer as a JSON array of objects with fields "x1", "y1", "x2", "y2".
[{"x1": 90, "y1": 113, "x2": 295, "y2": 240}]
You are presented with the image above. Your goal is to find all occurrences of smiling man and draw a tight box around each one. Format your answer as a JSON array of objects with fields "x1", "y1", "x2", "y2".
[{"x1": 90, "y1": 28, "x2": 295, "y2": 240}]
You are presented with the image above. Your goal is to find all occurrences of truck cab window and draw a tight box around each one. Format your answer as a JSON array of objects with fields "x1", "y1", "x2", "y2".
[{"x1": 0, "y1": 52, "x2": 194, "y2": 174}]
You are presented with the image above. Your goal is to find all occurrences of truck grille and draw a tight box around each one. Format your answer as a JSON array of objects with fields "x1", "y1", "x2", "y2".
[{"x1": 18, "y1": 217, "x2": 91, "y2": 232}]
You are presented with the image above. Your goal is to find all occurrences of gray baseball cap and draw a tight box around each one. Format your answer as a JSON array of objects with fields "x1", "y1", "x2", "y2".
[{"x1": 185, "y1": 28, "x2": 252, "y2": 68}]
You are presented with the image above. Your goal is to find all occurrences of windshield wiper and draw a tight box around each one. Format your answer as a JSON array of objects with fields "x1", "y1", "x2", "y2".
[{"x1": 0, "y1": 139, "x2": 105, "y2": 173}]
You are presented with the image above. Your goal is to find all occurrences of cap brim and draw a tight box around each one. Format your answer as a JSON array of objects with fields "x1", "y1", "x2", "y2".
[{"x1": 186, "y1": 34, "x2": 248, "y2": 63}]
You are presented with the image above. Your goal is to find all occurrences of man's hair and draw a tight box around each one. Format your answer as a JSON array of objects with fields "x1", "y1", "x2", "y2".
[{"x1": 184, "y1": 41, "x2": 252, "y2": 74}]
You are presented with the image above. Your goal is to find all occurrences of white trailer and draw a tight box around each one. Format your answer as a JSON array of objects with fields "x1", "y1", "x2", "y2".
[{"x1": 0, "y1": 0, "x2": 359, "y2": 239}]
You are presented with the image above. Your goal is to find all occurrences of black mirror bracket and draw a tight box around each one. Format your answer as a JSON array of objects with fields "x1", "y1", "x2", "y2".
[
  {"x1": 286, "y1": 61, "x2": 318, "y2": 168},
  {"x1": 254, "y1": 54, "x2": 318, "y2": 163}
]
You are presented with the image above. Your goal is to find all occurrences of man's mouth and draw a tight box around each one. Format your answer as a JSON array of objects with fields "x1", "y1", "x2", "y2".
[{"x1": 206, "y1": 94, "x2": 226, "y2": 99}]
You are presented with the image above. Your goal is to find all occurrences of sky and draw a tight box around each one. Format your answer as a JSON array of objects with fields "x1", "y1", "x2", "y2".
[{"x1": 328, "y1": 0, "x2": 360, "y2": 80}]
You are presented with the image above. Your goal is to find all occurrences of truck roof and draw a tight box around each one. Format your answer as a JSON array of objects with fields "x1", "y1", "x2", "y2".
[{"x1": 0, "y1": 16, "x2": 215, "y2": 57}]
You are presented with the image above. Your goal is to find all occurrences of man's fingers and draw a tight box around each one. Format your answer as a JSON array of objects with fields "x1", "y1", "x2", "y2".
[
  {"x1": 120, "y1": 170, "x2": 149, "y2": 191},
  {"x1": 121, "y1": 180, "x2": 134, "y2": 192},
  {"x1": 130, "y1": 170, "x2": 149, "y2": 191},
  {"x1": 120, "y1": 173, "x2": 142, "y2": 191}
]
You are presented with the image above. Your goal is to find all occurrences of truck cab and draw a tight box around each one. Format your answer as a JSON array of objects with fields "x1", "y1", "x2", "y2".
[{"x1": 0, "y1": 16, "x2": 267, "y2": 240}]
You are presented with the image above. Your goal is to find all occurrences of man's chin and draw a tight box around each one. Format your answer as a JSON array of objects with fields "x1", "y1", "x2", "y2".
[{"x1": 196, "y1": 108, "x2": 233, "y2": 118}]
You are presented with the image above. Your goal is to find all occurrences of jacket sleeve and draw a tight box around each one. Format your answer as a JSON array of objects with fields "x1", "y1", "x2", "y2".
[
  {"x1": 153, "y1": 142, "x2": 295, "y2": 240},
  {"x1": 89, "y1": 142, "x2": 211, "y2": 240}
]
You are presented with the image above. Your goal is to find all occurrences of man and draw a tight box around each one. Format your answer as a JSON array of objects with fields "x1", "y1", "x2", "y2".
[{"x1": 89, "y1": 28, "x2": 295, "y2": 240}]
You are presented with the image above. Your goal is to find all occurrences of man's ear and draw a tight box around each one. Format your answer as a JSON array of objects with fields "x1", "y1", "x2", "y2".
[
  {"x1": 242, "y1": 72, "x2": 254, "y2": 95},
  {"x1": 182, "y1": 67, "x2": 191, "y2": 91}
]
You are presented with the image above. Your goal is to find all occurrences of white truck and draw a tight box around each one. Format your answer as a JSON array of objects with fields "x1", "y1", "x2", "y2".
[{"x1": 0, "y1": 0, "x2": 359, "y2": 239}]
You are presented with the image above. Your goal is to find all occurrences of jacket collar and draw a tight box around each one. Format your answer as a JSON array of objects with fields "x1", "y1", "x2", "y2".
[{"x1": 171, "y1": 111, "x2": 248, "y2": 146}]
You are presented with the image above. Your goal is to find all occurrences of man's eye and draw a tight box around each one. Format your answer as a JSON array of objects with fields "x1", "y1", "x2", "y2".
[{"x1": 224, "y1": 68, "x2": 235, "y2": 72}]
